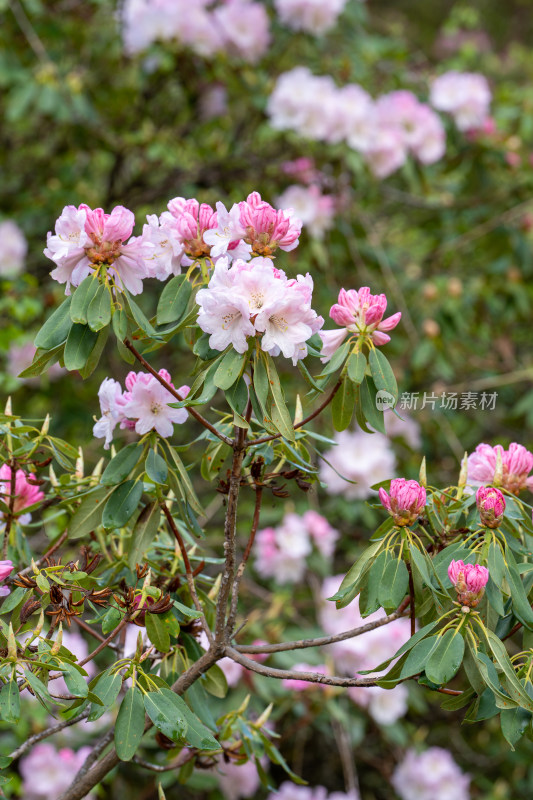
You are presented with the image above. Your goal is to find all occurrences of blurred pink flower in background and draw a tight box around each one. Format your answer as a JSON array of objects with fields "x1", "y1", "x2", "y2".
[
  {"x1": 282, "y1": 663, "x2": 329, "y2": 691},
  {"x1": 430, "y1": 70, "x2": 491, "y2": 131},
  {"x1": 274, "y1": 0, "x2": 349, "y2": 35},
  {"x1": 319, "y1": 429, "x2": 396, "y2": 499},
  {"x1": 213, "y1": 0, "x2": 271, "y2": 63},
  {"x1": 0, "y1": 560, "x2": 13, "y2": 597},
  {"x1": 268, "y1": 783, "x2": 360, "y2": 800},
  {"x1": 215, "y1": 754, "x2": 263, "y2": 800},
  {"x1": 277, "y1": 185, "x2": 335, "y2": 240},
  {"x1": 19, "y1": 743, "x2": 93, "y2": 800},
  {"x1": 0, "y1": 465, "x2": 44, "y2": 525},
  {"x1": 392, "y1": 747, "x2": 470, "y2": 800},
  {"x1": 0, "y1": 219, "x2": 27, "y2": 278}
]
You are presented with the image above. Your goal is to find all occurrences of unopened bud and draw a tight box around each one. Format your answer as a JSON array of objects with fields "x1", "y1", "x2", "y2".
[
  {"x1": 90, "y1": 458, "x2": 104, "y2": 486},
  {"x1": 50, "y1": 623, "x2": 63, "y2": 655},
  {"x1": 293, "y1": 395, "x2": 303, "y2": 426},
  {"x1": 75, "y1": 448, "x2": 84, "y2": 482},
  {"x1": 493, "y1": 448, "x2": 503, "y2": 487},
  {"x1": 33, "y1": 609, "x2": 45, "y2": 639},
  {"x1": 49, "y1": 465, "x2": 59, "y2": 488},
  {"x1": 458, "y1": 452, "x2": 468, "y2": 489},
  {"x1": 4, "y1": 396, "x2": 12, "y2": 416},
  {"x1": 476, "y1": 486, "x2": 506, "y2": 529},
  {"x1": 40, "y1": 414, "x2": 50, "y2": 436},
  {"x1": 419, "y1": 457, "x2": 427, "y2": 488},
  {"x1": 7, "y1": 623, "x2": 17, "y2": 661}
]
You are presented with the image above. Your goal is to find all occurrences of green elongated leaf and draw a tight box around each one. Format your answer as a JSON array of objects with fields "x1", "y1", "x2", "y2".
[
  {"x1": 144, "y1": 691, "x2": 187, "y2": 741},
  {"x1": 368, "y1": 348, "x2": 398, "y2": 401},
  {"x1": 34, "y1": 296, "x2": 73, "y2": 350},
  {"x1": 145, "y1": 450, "x2": 168, "y2": 485},
  {"x1": 226, "y1": 377, "x2": 249, "y2": 417},
  {"x1": 102, "y1": 480, "x2": 144, "y2": 529},
  {"x1": 0, "y1": 587, "x2": 29, "y2": 615},
  {"x1": 359, "y1": 377, "x2": 386, "y2": 434},
  {"x1": 69, "y1": 486, "x2": 114, "y2": 539},
  {"x1": 331, "y1": 377, "x2": 355, "y2": 432},
  {"x1": 297, "y1": 359, "x2": 324, "y2": 392},
  {"x1": 359, "y1": 620, "x2": 440, "y2": 674},
  {"x1": 61, "y1": 663, "x2": 89, "y2": 698},
  {"x1": 504, "y1": 552, "x2": 533, "y2": 630},
  {"x1": 379, "y1": 558, "x2": 409, "y2": 611},
  {"x1": 115, "y1": 686, "x2": 146, "y2": 761},
  {"x1": 203, "y1": 664, "x2": 228, "y2": 699},
  {"x1": 475, "y1": 651, "x2": 519, "y2": 710},
  {"x1": 145, "y1": 613, "x2": 171, "y2": 653},
  {"x1": 485, "y1": 629, "x2": 533, "y2": 711},
  {"x1": 265, "y1": 355, "x2": 295, "y2": 442},
  {"x1": 87, "y1": 284, "x2": 112, "y2": 331},
  {"x1": 79, "y1": 326, "x2": 109, "y2": 379},
  {"x1": 101, "y1": 606, "x2": 122, "y2": 635},
  {"x1": 63, "y1": 324, "x2": 98, "y2": 370},
  {"x1": 127, "y1": 294, "x2": 161, "y2": 340},
  {"x1": 129, "y1": 502, "x2": 161, "y2": 570},
  {"x1": 488, "y1": 540, "x2": 505, "y2": 586},
  {"x1": 157, "y1": 688, "x2": 219, "y2": 750},
  {"x1": 156, "y1": 275, "x2": 192, "y2": 325},
  {"x1": 425, "y1": 629, "x2": 465, "y2": 685},
  {"x1": 70, "y1": 275, "x2": 99, "y2": 324},
  {"x1": 214, "y1": 349, "x2": 246, "y2": 391},
  {"x1": 164, "y1": 445, "x2": 203, "y2": 516},
  {"x1": 112, "y1": 308, "x2": 128, "y2": 341},
  {"x1": 398, "y1": 635, "x2": 440, "y2": 679},
  {"x1": 500, "y1": 707, "x2": 531, "y2": 749},
  {"x1": 363, "y1": 550, "x2": 392, "y2": 616},
  {"x1": 23, "y1": 670, "x2": 53, "y2": 704},
  {"x1": 347, "y1": 351, "x2": 367, "y2": 385},
  {"x1": 485, "y1": 577, "x2": 505, "y2": 616},
  {"x1": 253, "y1": 352, "x2": 270, "y2": 413},
  {"x1": 88, "y1": 671, "x2": 123, "y2": 721},
  {"x1": 201, "y1": 441, "x2": 232, "y2": 482},
  {"x1": 317, "y1": 339, "x2": 352, "y2": 377},
  {"x1": 0, "y1": 680, "x2": 20, "y2": 723},
  {"x1": 18, "y1": 344, "x2": 64, "y2": 379},
  {"x1": 193, "y1": 333, "x2": 220, "y2": 361},
  {"x1": 101, "y1": 443, "x2": 144, "y2": 486},
  {"x1": 330, "y1": 541, "x2": 383, "y2": 607}
]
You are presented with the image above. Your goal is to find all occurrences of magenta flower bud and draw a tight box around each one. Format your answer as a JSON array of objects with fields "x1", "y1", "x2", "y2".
[
  {"x1": 447, "y1": 559, "x2": 489, "y2": 607},
  {"x1": 0, "y1": 561, "x2": 13, "y2": 582},
  {"x1": 378, "y1": 478, "x2": 426, "y2": 527},
  {"x1": 476, "y1": 486, "x2": 506, "y2": 528}
]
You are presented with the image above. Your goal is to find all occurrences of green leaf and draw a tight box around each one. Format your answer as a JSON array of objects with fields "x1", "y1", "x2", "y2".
[
  {"x1": 63, "y1": 324, "x2": 98, "y2": 371},
  {"x1": 379, "y1": 558, "x2": 409, "y2": 611},
  {"x1": 0, "y1": 680, "x2": 20, "y2": 723},
  {"x1": 145, "y1": 613, "x2": 171, "y2": 653},
  {"x1": 157, "y1": 688, "x2": 219, "y2": 750},
  {"x1": 331, "y1": 376, "x2": 355, "y2": 432},
  {"x1": 265, "y1": 354, "x2": 295, "y2": 442},
  {"x1": 214, "y1": 349, "x2": 246, "y2": 391},
  {"x1": 102, "y1": 480, "x2": 144, "y2": 529},
  {"x1": 203, "y1": 664, "x2": 228, "y2": 699},
  {"x1": 331, "y1": 541, "x2": 383, "y2": 608},
  {"x1": 156, "y1": 275, "x2": 192, "y2": 325},
  {"x1": 112, "y1": 308, "x2": 128, "y2": 341},
  {"x1": 253, "y1": 351, "x2": 270, "y2": 414},
  {"x1": 398, "y1": 635, "x2": 440, "y2": 679},
  {"x1": 61, "y1": 663, "x2": 89, "y2": 698},
  {"x1": 34, "y1": 296, "x2": 73, "y2": 350},
  {"x1": 485, "y1": 629, "x2": 533, "y2": 712},
  {"x1": 115, "y1": 686, "x2": 146, "y2": 761},
  {"x1": 18, "y1": 344, "x2": 64, "y2": 379},
  {"x1": 70, "y1": 275, "x2": 99, "y2": 324},
  {"x1": 101, "y1": 443, "x2": 145, "y2": 486},
  {"x1": 69, "y1": 487, "x2": 114, "y2": 539},
  {"x1": 359, "y1": 377, "x2": 386, "y2": 434},
  {"x1": 127, "y1": 294, "x2": 161, "y2": 340},
  {"x1": 164, "y1": 444, "x2": 203, "y2": 516},
  {"x1": 88, "y1": 671, "x2": 122, "y2": 721},
  {"x1": 317, "y1": 339, "x2": 352, "y2": 377},
  {"x1": 79, "y1": 327, "x2": 109, "y2": 379},
  {"x1": 101, "y1": 606, "x2": 122, "y2": 636},
  {"x1": 129, "y1": 502, "x2": 161, "y2": 570},
  {"x1": 500, "y1": 707, "x2": 531, "y2": 749},
  {"x1": 363, "y1": 550, "x2": 392, "y2": 615},
  {"x1": 368, "y1": 348, "x2": 398, "y2": 401},
  {"x1": 145, "y1": 450, "x2": 168, "y2": 485},
  {"x1": 87, "y1": 284, "x2": 112, "y2": 331},
  {"x1": 504, "y1": 551, "x2": 533, "y2": 630},
  {"x1": 347, "y1": 351, "x2": 367, "y2": 385},
  {"x1": 144, "y1": 690, "x2": 187, "y2": 741},
  {"x1": 425, "y1": 629, "x2": 465, "y2": 685}
]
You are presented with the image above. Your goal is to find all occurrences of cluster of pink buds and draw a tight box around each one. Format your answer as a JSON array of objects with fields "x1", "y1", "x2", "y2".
[
  {"x1": 0, "y1": 464, "x2": 44, "y2": 522},
  {"x1": 467, "y1": 442, "x2": 533, "y2": 495},
  {"x1": 476, "y1": 486, "x2": 506, "y2": 529},
  {"x1": 0, "y1": 560, "x2": 13, "y2": 597},
  {"x1": 379, "y1": 478, "x2": 426, "y2": 527},
  {"x1": 319, "y1": 287, "x2": 401, "y2": 362},
  {"x1": 448, "y1": 559, "x2": 489, "y2": 608}
]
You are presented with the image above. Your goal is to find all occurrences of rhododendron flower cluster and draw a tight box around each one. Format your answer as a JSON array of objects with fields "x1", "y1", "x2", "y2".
[
  {"x1": 448, "y1": 559, "x2": 489, "y2": 607},
  {"x1": 319, "y1": 287, "x2": 401, "y2": 362},
  {"x1": 0, "y1": 464, "x2": 44, "y2": 525},
  {"x1": 0, "y1": 219, "x2": 27, "y2": 278},
  {"x1": 379, "y1": 478, "x2": 426, "y2": 527},
  {"x1": 268, "y1": 784, "x2": 360, "y2": 800},
  {"x1": 467, "y1": 442, "x2": 533, "y2": 494},
  {"x1": 93, "y1": 370, "x2": 189, "y2": 448},
  {"x1": 277, "y1": 185, "x2": 335, "y2": 240},
  {"x1": 196, "y1": 257, "x2": 323, "y2": 363},
  {"x1": 19, "y1": 743, "x2": 94, "y2": 800},
  {"x1": 121, "y1": 0, "x2": 270, "y2": 63},
  {"x1": 430, "y1": 70, "x2": 491, "y2": 132},
  {"x1": 44, "y1": 204, "x2": 153, "y2": 295},
  {"x1": 0, "y1": 560, "x2": 13, "y2": 597},
  {"x1": 254, "y1": 511, "x2": 338, "y2": 584},
  {"x1": 391, "y1": 747, "x2": 470, "y2": 800},
  {"x1": 319, "y1": 429, "x2": 396, "y2": 500},
  {"x1": 273, "y1": 0, "x2": 349, "y2": 35},
  {"x1": 268, "y1": 69, "x2": 446, "y2": 178},
  {"x1": 476, "y1": 486, "x2": 506, "y2": 528}
]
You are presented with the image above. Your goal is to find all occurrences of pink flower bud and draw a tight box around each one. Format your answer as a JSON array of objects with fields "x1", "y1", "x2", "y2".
[
  {"x1": 0, "y1": 560, "x2": 13, "y2": 582},
  {"x1": 447, "y1": 559, "x2": 489, "y2": 607},
  {"x1": 476, "y1": 486, "x2": 506, "y2": 528},
  {"x1": 378, "y1": 478, "x2": 426, "y2": 527}
]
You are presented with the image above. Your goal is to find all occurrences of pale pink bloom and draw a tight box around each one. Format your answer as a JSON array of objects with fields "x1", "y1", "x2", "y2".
[
  {"x1": 254, "y1": 513, "x2": 312, "y2": 585},
  {"x1": 476, "y1": 486, "x2": 506, "y2": 528},
  {"x1": 44, "y1": 205, "x2": 90, "y2": 292},
  {"x1": 0, "y1": 465, "x2": 44, "y2": 516},
  {"x1": 199, "y1": 85, "x2": 228, "y2": 121},
  {"x1": 19, "y1": 743, "x2": 94, "y2": 800},
  {"x1": 392, "y1": 747, "x2": 470, "y2": 800},
  {"x1": 267, "y1": 68, "x2": 339, "y2": 142},
  {"x1": 320, "y1": 429, "x2": 396, "y2": 500},
  {"x1": 218, "y1": 656, "x2": 246, "y2": 688},
  {"x1": 282, "y1": 663, "x2": 329, "y2": 691},
  {"x1": 270, "y1": 784, "x2": 328, "y2": 800},
  {"x1": 319, "y1": 286, "x2": 401, "y2": 362},
  {"x1": 274, "y1": 0, "x2": 348, "y2": 35},
  {"x1": 379, "y1": 478, "x2": 426, "y2": 527},
  {"x1": 302, "y1": 510, "x2": 338, "y2": 557},
  {"x1": 0, "y1": 220, "x2": 27, "y2": 278},
  {"x1": 282, "y1": 157, "x2": 318, "y2": 184},
  {"x1": 142, "y1": 214, "x2": 183, "y2": 279},
  {"x1": 348, "y1": 683, "x2": 408, "y2": 725},
  {"x1": 238, "y1": 192, "x2": 302, "y2": 256},
  {"x1": 214, "y1": 0, "x2": 271, "y2": 63},
  {"x1": 430, "y1": 70, "x2": 491, "y2": 132},
  {"x1": 162, "y1": 197, "x2": 218, "y2": 265},
  {"x1": 216, "y1": 756, "x2": 262, "y2": 800},
  {"x1": 0, "y1": 559, "x2": 13, "y2": 598},
  {"x1": 277, "y1": 185, "x2": 335, "y2": 240},
  {"x1": 121, "y1": 372, "x2": 189, "y2": 438},
  {"x1": 467, "y1": 442, "x2": 533, "y2": 494},
  {"x1": 364, "y1": 126, "x2": 408, "y2": 178},
  {"x1": 121, "y1": 0, "x2": 221, "y2": 57},
  {"x1": 375, "y1": 91, "x2": 446, "y2": 165},
  {"x1": 93, "y1": 378, "x2": 125, "y2": 449},
  {"x1": 202, "y1": 201, "x2": 249, "y2": 260}
]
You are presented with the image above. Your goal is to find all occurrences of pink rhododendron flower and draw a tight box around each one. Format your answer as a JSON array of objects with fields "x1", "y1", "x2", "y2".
[
  {"x1": 268, "y1": 783, "x2": 360, "y2": 800},
  {"x1": 282, "y1": 663, "x2": 329, "y2": 691},
  {"x1": 238, "y1": 191, "x2": 302, "y2": 256},
  {"x1": 374, "y1": 91, "x2": 446, "y2": 166},
  {"x1": 121, "y1": 0, "x2": 222, "y2": 57},
  {"x1": 19, "y1": 743, "x2": 94, "y2": 800},
  {"x1": 301, "y1": 510, "x2": 339, "y2": 557},
  {"x1": 214, "y1": 0, "x2": 271, "y2": 63},
  {"x1": 320, "y1": 429, "x2": 396, "y2": 500},
  {"x1": 274, "y1": 0, "x2": 349, "y2": 35},
  {"x1": 364, "y1": 126, "x2": 408, "y2": 178},
  {"x1": 476, "y1": 486, "x2": 506, "y2": 528},
  {"x1": 162, "y1": 197, "x2": 218, "y2": 265},
  {"x1": 93, "y1": 371, "x2": 189, "y2": 448},
  {"x1": 196, "y1": 256, "x2": 322, "y2": 363},
  {"x1": 448, "y1": 559, "x2": 489, "y2": 607},
  {"x1": 467, "y1": 442, "x2": 533, "y2": 494},
  {"x1": 215, "y1": 754, "x2": 263, "y2": 800},
  {"x1": 267, "y1": 68, "x2": 341, "y2": 142},
  {"x1": 202, "y1": 201, "x2": 250, "y2": 261},
  {"x1": 0, "y1": 559, "x2": 13, "y2": 598},
  {"x1": 430, "y1": 70, "x2": 491, "y2": 132},
  {"x1": 0, "y1": 464, "x2": 44, "y2": 517},
  {"x1": 45, "y1": 204, "x2": 153, "y2": 295},
  {"x1": 379, "y1": 478, "x2": 426, "y2": 527},
  {"x1": 392, "y1": 747, "x2": 470, "y2": 800},
  {"x1": 348, "y1": 683, "x2": 408, "y2": 726},
  {"x1": 0, "y1": 219, "x2": 27, "y2": 278},
  {"x1": 277, "y1": 185, "x2": 335, "y2": 240},
  {"x1": 141, "y1": 214, "x2": 184, "y2": 279},
  {"x1": 319, "y1": 287, "x2": 401, "y2": 362}
]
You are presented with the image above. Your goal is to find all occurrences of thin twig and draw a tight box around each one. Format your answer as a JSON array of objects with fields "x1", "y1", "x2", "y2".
[
  {"x1": 133, "y1": 749, "x2": 196, "y2": 773},
  {"x1": 123, "y1": 339, "x2": 232, "y2": 446},
  {"x1": 226, "y1": 486, "x2": 263, "y2": 633},
  {"x1": 9, "y1": 709, "x2": 90, "y2": 760},
  {"x1": 77, "y1": 616, "x2": 129, "y2": 667}
]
